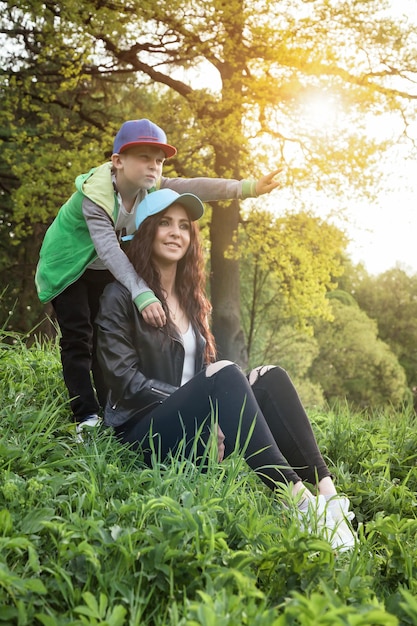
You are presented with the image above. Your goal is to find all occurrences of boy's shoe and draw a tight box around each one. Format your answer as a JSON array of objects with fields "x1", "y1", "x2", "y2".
[
  {"x1": 75, "y1": 414, "x2": 102, "y2": 442},
  {"x1": 326, "y1": 496, "x2": 357, "y2": 553}
]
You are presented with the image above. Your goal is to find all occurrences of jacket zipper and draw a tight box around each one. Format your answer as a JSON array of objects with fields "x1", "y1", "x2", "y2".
[{"x1": 151, "y1": 387, "x2": 171, "y2": 397}]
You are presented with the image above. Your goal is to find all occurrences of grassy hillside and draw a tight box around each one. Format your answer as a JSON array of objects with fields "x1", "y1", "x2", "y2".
[{"x1": 1, "y1": 333, "x2": 417, "y2": 625}]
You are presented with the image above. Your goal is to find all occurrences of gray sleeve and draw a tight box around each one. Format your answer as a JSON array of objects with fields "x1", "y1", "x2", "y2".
[
  {"x1": 82, "y1": 198, "x2": 151, "y2": 300},
  {"x1": 159, "y1": 176, "x2": 245, "y2": 201}
]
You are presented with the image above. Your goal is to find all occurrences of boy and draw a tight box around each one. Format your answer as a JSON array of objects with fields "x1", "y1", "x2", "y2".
[{"x1": 35, "y1": 118, "x2": 281, "y2": 435}]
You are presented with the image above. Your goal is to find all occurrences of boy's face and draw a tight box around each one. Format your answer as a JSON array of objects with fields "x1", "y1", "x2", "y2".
[{"x1": 112, "y1": 145, "x2": 166, "y2": 190}]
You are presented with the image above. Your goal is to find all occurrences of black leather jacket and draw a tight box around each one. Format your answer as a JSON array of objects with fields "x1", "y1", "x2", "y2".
[{"x1": 96, "y1": 281, "x2": 207, "y2": 427}]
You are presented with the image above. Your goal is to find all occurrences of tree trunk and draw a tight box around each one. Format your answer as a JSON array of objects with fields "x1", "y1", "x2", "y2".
[{"x1": 210, "y1": 198, "x2": 248, "y2": 367}]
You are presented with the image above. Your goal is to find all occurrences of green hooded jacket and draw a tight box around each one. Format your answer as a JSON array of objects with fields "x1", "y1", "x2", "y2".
[{"x1": 35, "y1": 163, "x2": 118, "y2": 303}]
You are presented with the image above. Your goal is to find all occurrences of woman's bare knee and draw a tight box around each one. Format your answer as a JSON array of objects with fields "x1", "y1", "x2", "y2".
[
  {"x1": 248, "y1": 365, "x2": 276, "y2": 386},
  {"x1": 206, "y1": 360, "x2": 235, "y2": 377}
]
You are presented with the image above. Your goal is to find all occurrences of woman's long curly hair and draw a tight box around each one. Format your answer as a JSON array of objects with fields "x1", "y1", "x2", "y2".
[{"x1": 127, "y1": 208, "x2": 217, "y2": 364}]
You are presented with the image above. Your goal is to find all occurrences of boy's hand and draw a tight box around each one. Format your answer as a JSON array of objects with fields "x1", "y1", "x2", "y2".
[
  {"x1": 255, "y1": 168, "x2": 283, "y2": 196},
  {"x1": 141, "y1": 301, "x2": 167, "y2": 327}
]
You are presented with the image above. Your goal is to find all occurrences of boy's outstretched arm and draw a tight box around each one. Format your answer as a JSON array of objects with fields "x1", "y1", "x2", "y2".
[
  {"x1": 159, "y1": 167, "x2": 283, "y2": 202},
  {"x1": 255, "y1": 168, "x2": 283, "y2": 196}
]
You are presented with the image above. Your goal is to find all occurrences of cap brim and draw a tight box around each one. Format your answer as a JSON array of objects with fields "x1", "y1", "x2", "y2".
[
  {"x1": 172, "y1": 193, "x2": 204, "y2": 221},
  {"x1": 118, "y1": 141, "x2": 177, "y2": 158},
  {"x1": 134, "y1": 189, "x2": 204, "y2": 233}
]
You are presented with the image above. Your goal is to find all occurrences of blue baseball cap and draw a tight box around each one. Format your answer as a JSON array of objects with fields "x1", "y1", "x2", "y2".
[
  {"x1": 122, "y1": 189, "x2": 204, "y2": 241},
  {"x1": 113, "y1": 119, "x2": 177, "y2": 158}
]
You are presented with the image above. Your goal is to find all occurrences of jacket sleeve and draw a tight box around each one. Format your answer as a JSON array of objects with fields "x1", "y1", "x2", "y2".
[
  {"x1": 96, "y1": 283, "x2": 178, "y2": 411},
  {"x1": 82, "y1": 198, "x2": 156, "y2": 302},
  {"x1": 159, "y1": 176, "x2": 257, "y2": 201}
]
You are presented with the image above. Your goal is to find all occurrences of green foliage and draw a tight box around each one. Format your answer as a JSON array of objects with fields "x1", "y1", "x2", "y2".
[
  {"x1": 1, "y1": 333, "x2": 417, "y2": 624},
  {"x1": 236, "y1": 208, "x2": 347, "y2": 354},
  {"x1": 350, "y1": 268, "x2": 417, "y2": 406},
  {"x1": 0, "y1": 331, "x2": 64, "y2": 406},
  {"x1": 275, "y1": 587, "x2": 399, "y2": 626},
  {"x1": 247, "y1": 323, "x2": 326, "y2": 407},
  {"x1": 310, "y1": 297, "x2": 409, "y2": 408}
]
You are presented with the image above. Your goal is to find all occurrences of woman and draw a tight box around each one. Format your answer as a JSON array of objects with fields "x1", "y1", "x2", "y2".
[{"x1": 95, "y1": 188, "x2": 356, "y2": 551}]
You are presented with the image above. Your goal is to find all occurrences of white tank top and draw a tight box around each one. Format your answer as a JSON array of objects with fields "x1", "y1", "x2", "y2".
[{"x1": 180, "y1": 324, "x2": 197, "y2": 386}]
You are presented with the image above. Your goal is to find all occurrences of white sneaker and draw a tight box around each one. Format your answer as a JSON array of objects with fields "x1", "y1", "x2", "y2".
[
  {"x1": 75, "y1": 415, "x2": 102, "y2": 442},
  {"x1": 326, "y1": 496, "x2": 357, "y2": 552},
  {"x1": 298, "y1": 494, "x2": 333, "y2": 535},
  {"x1": 299, "y1": 494, "x2": 356, "y2": 553}
]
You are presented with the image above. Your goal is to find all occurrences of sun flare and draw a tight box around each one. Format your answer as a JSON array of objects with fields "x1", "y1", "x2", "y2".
[{"x1": 302, "y1": 92, "x2": 341, "y2": 130}]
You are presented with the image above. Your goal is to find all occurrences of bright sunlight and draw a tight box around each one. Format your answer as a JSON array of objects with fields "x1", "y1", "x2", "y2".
[{"x1": 300, "y1": 91, "x2": 341, "y2": 131}]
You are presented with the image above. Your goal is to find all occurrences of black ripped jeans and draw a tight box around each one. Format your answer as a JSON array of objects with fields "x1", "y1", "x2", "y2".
[{"x1": 115, "y1": 363, "x2": 331, "y2": 490}]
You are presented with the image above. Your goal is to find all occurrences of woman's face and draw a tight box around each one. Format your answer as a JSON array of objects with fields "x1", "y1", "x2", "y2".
[{"x1": 152, "y1": 204, "x2": 191, "y2": 266}]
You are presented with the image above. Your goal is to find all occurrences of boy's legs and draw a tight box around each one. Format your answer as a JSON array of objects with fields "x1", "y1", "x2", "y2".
[
  {"x1": 52, "y1": 269, "x2": 113, "y2": 422},
  {"x1": 88, "y1": 271, "x2": 114, "y2": 408}
]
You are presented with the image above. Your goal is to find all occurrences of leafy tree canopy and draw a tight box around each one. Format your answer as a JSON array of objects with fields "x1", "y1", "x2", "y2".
[
  {"x1": 349, "y1": 267, "x2": 417, "y2": 404},
  {"x1": 235, "y1": 207, "x2": 347, "y2": 358},
  {"x1": 310, "y1": 296, "x2": 410, "y2": 408},
  {"x1": 2, "y1": 0, "x2": 416, "y2": 229},
  {"x1": 1, "y1": 0, "x2": 416, "y2": 360}
]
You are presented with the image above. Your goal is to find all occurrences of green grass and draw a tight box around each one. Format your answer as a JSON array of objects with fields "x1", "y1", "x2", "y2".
[{"x1": 1, "y1": 332, "x2": 417, "y2": 625}]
